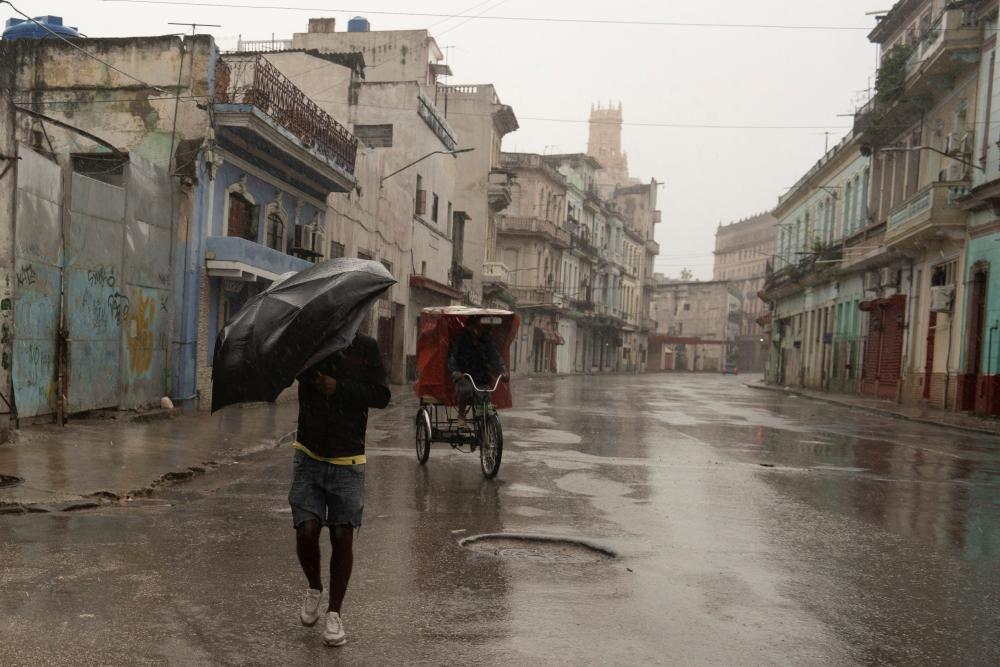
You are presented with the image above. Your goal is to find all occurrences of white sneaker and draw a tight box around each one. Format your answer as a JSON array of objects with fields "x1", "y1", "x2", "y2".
[
  {"x1": 300, "y1": 589, "x2": 323, "y2": 627},
  {"x1": 322, "y1": 611, "x2": 347, "y2": 647}
]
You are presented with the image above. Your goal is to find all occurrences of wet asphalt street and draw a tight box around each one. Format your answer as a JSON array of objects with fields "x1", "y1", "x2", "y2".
[{"x1": 2, "y1": 373, "x2": 1000, "y2": 665}]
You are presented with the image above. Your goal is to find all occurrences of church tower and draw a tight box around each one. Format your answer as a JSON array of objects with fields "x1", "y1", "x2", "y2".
[{"x1": 587, "y1": 101, "x2": 631, "y2": 189}]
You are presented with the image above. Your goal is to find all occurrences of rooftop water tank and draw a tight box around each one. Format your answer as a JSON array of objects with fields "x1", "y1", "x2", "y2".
[
  {"x1": 3, "y1": 15, "x2": 80, "y2": 41},
  {"x1": 347, "y1": 16, "x2": 370, "y2": 33}
]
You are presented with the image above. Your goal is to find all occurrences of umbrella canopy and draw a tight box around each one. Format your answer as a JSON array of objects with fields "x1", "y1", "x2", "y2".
[{"x1": 211, "y1": 258, "x2": 396, "y2": 412}]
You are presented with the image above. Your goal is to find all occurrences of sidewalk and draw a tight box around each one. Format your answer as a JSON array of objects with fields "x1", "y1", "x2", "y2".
[
  {"x1": 0, "y1": 402, "x2": 300, "y2": 514},
  {"x1": 747, "y1": 381, "x2": 1000, "y2": 437}
]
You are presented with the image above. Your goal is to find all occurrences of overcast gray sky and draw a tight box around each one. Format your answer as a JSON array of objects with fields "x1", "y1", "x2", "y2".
[{"x1": 4, "y1": 0, "x2": 891, "y2": 278}]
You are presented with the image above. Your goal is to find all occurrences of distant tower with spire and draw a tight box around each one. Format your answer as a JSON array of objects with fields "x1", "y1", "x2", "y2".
[{"x1": 587, "y1": 101, "x2": 632, "y2": 189}]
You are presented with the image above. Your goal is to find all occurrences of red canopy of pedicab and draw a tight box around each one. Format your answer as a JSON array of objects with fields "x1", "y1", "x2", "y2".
[{"x1": 414, "y1": 306, "x2": 520, "y2": 410}]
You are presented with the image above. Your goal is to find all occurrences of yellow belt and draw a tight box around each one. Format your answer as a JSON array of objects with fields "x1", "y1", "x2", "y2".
[{"x1": 293, "y1": 441, "x2": 367, "y2": 466}]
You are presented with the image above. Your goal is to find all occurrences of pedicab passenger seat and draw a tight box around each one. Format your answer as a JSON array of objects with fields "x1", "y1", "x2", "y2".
[{"x1": 413, "y1": 306, "x2": 520, "y2": 411}]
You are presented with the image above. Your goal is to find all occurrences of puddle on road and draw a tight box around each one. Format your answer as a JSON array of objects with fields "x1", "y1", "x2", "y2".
[
  {"x1": 461, "y1": 533, "x2": 615, "y2": 563},
  {"x1": 555, "y1": 472, "x2": 634, "y2": 498},
  {"x1": 506, "y1": 428, "x2": 582, "y2": 445},
  {"x1": 504, "y1": 410, "x2": 557, "y2": 425},
  {"x1": 505, "y1": 483, "x2": 551, "y2": 498}
]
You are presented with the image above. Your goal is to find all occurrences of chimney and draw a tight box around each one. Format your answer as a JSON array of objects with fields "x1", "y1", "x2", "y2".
[{"x1": 308, "y1": 18, "x2": 336, "y2": 34}]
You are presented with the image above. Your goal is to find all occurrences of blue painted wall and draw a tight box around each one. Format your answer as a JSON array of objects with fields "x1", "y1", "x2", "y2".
[{"x1": 962, "y1": 231, "x2": 1000, "y2": 374}]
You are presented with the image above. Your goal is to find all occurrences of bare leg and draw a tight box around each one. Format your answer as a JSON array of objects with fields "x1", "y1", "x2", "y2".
[
  {"x1": 328, "y1": 524, "x2": 355, "y2": 613},
  {"x1": 296, "y1": 519, "x2": 323, "y2": 591}
]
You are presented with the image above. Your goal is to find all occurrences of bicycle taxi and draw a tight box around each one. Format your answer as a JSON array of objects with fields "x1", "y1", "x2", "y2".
[{"x1": 413, "y1": 307, "x2": 520, "y2": 478}]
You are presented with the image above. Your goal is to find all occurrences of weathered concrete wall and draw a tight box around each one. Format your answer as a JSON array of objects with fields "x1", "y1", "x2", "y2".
[
  {"x1": 348, "y1": 82, "x2": 458, "y2": 369},
  {"x1": 12, "y1": 36, "x2": 213, "y2": 165},
  {"x1": 433, "y1": 84, "x2": 518, "y2": 306},
  {"x1": 9, "y1": 36, "x2": 216, "y2": 412},
  {"x1": 291, "y1": 27, "x2": 440, "y2": 84},
  {"x1": 0, "y1": 43, "x2": 16, "y2": 438}
]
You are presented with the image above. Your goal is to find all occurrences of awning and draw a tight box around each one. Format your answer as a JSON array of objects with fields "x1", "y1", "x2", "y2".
[
  {"x1": 409, "y1": 274, "x2": 463, "y2": 300},
  {"x1": 534, "y1": 323, "x2": 565, "y2": 345}
]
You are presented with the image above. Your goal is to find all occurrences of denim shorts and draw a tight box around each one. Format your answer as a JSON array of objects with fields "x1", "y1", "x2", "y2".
[{"x1": 288, "y1": 450, "x2": 365, "y2": 528}]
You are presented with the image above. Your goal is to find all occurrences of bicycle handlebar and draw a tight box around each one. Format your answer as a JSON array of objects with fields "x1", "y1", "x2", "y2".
[{"x1": 463, "y1": 373, "x2": 504, "y2": 393}]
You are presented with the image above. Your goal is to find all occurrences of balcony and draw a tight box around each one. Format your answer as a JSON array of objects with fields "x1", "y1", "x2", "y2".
[
  {"x1": 214, "y1": 55, "x2": 357, "y2": 197},
  {"x1": 482, "y1": 261, "x2": 511, "y2": 286},
  {"x1": 571, "y1": 233, "x2": 599, "y2": 258},
  {"x1": 904, "y1": 9, "x2": 981, "y2": 93},
  {"x1": 641, "y1": 317, "x2": 658, "y2": 332},
  {"x1": 204, "y1": 235, "x2": 311, "y2": 282},
  {"x1": 645, "y1": 238, "x2": 660, "y2": 254},
  {"x1": 885, "y1": 181, "x2": 969, "y2": 246},
  {"x1": 511, "y1": 287, "x2": 565, "y2": 309},
  {"x1": 488, "y1": 170, "x2": 513, "y2": 212},
  {"x1": 570, "y1": 298, "x2": 595, "y2": 312},
  {"x1": 497, "y1": 216, "x2": 571, "y2": 248}
]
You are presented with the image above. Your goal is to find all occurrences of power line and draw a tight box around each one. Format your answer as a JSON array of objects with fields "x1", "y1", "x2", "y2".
[
  {"x1": 99, "y1": 0, "x2": 874, "y2": 31},
  {"x1": 437, "y1": 0, "x2": 509, "y2": 39}
]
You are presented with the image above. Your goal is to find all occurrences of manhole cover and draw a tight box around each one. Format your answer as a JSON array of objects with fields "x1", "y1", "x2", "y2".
[
  {"x1": 460, "y1": 534, "x2": 615, "y2": 564},
  {"x1": 0, "y1": 474, "x2": 24, "y2": 489}
]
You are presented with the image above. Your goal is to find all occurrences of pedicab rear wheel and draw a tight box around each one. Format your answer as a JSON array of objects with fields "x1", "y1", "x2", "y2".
[
  {"x1": 479, "y1": 414, "x2": 503, "y2": 479},
  {"x1": 415, "y1": 407, "x2": 431, "y2": 465}
]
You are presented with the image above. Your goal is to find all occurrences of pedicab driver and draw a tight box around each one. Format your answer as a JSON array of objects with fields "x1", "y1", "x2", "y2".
[
  {"x1": 290, "y1": 332, "x2": 390, "y2": 647},
  {"x1": 447, "y1": 317, "x2": 508, "y2": 428}
]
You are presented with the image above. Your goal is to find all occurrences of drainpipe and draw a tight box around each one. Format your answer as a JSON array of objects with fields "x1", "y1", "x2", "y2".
[
  {"x1": 988, "y1": 321, "x2": 999, "y2": 409},
  {"x1": 943, "y1": 311, "x2": 956, "y2": 411}
]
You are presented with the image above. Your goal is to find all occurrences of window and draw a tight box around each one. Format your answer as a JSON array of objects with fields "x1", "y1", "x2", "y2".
[
  {"x1": 265, "y1": 213, "x2": 284, "y2": 251},
  {"x1": 421, "y1": 261, "x2": 427, "y2": 276},
  {"x1": 72, "y1": 153, "x2": 127, "y2": 186},
  {"x1": 931, "y1": 260, "x2": 957, "y2": 287},
  {"x1": 227, "y1": 193, "x2": 257, "y2": 241},
  {"x1": 330, "y1": 241, "x2": 345, "y2": 259},
  {"x1": 446, "y1": 202, "x2": 452, "y2": 233},
  {"x1": 432, "y1": 193, "x2": 440, "y2": 222},
  {"x1": 381, "y1": 259, "x2": 394, "y2": 277},
  {"x1": 354, "y1": 124, "x2": 393, "y2": 148},
  {"x1": 683, "y1": 303, "x2": 691, "y2": 311},
  {"x1": 358, "y1": 250, "x2": 373, "y2": 261},
  {"x1": 415, "y1": 174, "x2": 426, "y2": 216}
]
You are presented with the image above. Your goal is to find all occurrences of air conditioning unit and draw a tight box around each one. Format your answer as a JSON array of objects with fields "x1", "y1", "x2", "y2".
[
  {"x1": 944, "y1": 132, "x2": 961, "y2": 154},
  {"x1": 930, "y1": 284, "x2": 955, "y2": 312},
  {"x1": 880, "y1": 267, "x2": 899, "y2": 288},
  {"x1": 863, "y1": 270, "x2": 881, "y2": 292},
  {"x1": 415, "y1": 189, "x2": 427, "y2": 216}
]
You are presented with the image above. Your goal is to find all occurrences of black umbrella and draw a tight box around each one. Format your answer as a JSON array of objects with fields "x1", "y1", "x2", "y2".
[{"x1": 211, "y1": 258, "x2": 396, "y2": 412}]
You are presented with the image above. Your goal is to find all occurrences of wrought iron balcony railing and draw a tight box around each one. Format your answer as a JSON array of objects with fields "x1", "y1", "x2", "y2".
[{"x1": 215, "y1": 55, "x2": 358, "y2": 175}]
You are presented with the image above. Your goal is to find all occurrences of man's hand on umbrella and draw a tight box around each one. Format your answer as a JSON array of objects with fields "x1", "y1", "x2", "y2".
[{"x1": 313, "y1": 372, "x2": 338, "y2": 397}]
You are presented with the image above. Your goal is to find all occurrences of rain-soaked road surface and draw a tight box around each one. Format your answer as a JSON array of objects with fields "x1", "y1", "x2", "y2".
[{"x1": 2, "y1": 374, "x2": 999, "y2": 665}]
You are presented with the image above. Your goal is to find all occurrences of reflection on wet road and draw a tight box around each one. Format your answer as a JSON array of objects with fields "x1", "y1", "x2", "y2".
[{"x1": 2, "y1": 374, "x2": 999, "y2": 664}]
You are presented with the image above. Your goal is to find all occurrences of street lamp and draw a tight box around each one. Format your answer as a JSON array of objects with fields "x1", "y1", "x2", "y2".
[{"x1": 379, "y1": 147, "x2": 475, "y2": 187}]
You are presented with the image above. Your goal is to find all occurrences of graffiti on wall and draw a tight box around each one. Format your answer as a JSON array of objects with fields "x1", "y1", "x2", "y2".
[{"x1": 125, "y1": 290, "x2": 155, "y2": 375}]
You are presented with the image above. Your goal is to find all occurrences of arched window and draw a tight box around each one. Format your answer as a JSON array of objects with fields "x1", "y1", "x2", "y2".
[
  {"x1": 227, "y1": 192, "x2": 257, "y2": 241},
  {"x1": 266, "y1": 212, "x2": 284, "y2": 251}
]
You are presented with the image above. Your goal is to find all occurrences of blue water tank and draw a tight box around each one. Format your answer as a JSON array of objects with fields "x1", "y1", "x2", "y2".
[
  {"x1": 347, "y1": 16, "x2": 370, "y2": 33},
  {"x1": 3, "y1": 15, "x2": 80, "y2": 41}
]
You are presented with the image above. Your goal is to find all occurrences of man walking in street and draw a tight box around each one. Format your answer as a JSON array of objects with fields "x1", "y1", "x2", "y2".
[{"x1": 289, "y1": 332, "x2": 391, "y2": 647}]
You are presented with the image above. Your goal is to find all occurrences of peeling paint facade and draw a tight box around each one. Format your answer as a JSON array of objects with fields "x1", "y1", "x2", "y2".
[{"x1": 0, "y1": 34, "x2": 360, "y2": 424}]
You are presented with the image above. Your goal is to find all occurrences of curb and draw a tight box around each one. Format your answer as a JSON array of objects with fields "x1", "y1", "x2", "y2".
[
  {"x1": 746, "y1": 383, "x2": 1000, "y2": 437},
  {"x1": 0, "y1": 429, "x2": 296, "y2": 516}
]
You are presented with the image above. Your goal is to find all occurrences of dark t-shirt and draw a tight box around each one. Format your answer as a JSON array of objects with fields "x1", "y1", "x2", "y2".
[{"x1": 296, "y1": 335, "x2": 391, "y2": 459}]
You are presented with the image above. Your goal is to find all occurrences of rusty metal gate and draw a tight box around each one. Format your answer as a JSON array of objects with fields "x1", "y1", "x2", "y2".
[
  {"x1": 13, "y1": 148, "x2": 172, "y2": 418},
  {"x1": 11, "y1": 147, "x2": 63, "y2": 418}
]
